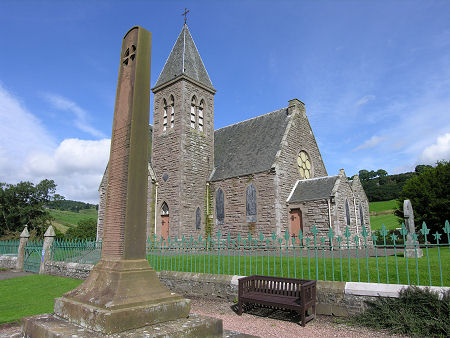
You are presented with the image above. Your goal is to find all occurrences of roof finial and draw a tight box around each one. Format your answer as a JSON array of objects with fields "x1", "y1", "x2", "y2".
[{"x1": 182, "y1": 8, "x2": 190, "y2": 25}]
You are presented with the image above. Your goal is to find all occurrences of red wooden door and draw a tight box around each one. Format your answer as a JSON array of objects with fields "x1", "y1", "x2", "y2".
[
  {"x1": 289, "y1": 209, "x2": 302, "y2": 244},
  {"x1": 161, "y1": 215, "x2": 169, "y2": 243}
]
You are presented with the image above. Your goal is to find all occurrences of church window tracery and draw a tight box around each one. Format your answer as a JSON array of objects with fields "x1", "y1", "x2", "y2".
[
  {"x1": 170, "y1": 95, "x2": 175, "y2": 128},
  {"x1": 297, "y1": 151, "x2": 311, "y2": 179},
  {"x1": 198, "y1": 100, "x2": 204, "y2": 132},
  {"x1": 216, "y1": 188, "x2": 224, "y2": 225},
  {"x1": 161, "y1": 202, "x2": 169, "y2": 215},
  {"x1": 246, "y1": 184, "x2": 257, "y2": 223},
  {"x1": 196, "y1": 207, "x2": 201, "y2": 230},
  {"x1": 345, "y1": 199, "x2": 350, "y2": 227},
  {"x1": 163, "y1": 98, "x2": 168, "y2": 131},
  {"x1": 191, "y1": 96, "x2": 197, "y2": 129}
]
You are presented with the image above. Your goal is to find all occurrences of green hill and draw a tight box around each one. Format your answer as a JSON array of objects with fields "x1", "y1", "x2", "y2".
[
  {"x1": 369, "y1": 199, "x2": 400, "y2": 231},
  {"x1": 49, "y1": 208, "x2": 98, "y2": 233}
]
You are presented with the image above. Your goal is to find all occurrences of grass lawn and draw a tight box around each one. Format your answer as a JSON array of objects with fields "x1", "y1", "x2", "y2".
[
  {"x1": 0, "y1": 275, "x2": 83, "y2": 324},
  {"x1": 370, "y1": 213, "x2": 400, "y2": 231},
  {"x1": 369, "y1": 199, "x2": 398, "y2": 213},
  {"x1": 49, "y1": 208, "x2": 98, "y2": 229},
  {"x1": 369, "y1": 199, "x2": 400, "y2": 231},
  {"x1": 149, "y1": 247, "x2": 449, "y2": 287}
]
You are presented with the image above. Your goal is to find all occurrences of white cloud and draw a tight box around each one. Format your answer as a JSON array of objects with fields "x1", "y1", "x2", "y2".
[
  {"x1": 43, "y1": 93, "x2": 106, "y2": 138},
  {"x1": 354, "y1": 135, "x2": 386, "y2": 151},
  {"x1": 419, "y1": 133, "x2": 450, "y2": 164},
  {"x1": 355, "y1": 94, "x2": 375, "y2": 106},
  {"x1": 0, "y1": 83, "x2": 110, "y2": 203},
  {"x1": 25, "y1": 138, "x2": 111, "y2": 203}
]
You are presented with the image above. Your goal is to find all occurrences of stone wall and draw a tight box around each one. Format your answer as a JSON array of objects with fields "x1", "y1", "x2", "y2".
[
  {"x1": 96, "y1": 167, "x2": 108, "y2": 241},
  {"x1": 331, "y1": 170, "x2": 357, "y2": 237},
  {"x1": 209, "y1": 171, "x2": 277, "y2": 239},
  {"x1": 12, "y1": 260, "x2": 447, "y2": 317},
  {"x1": 0, "y1": 255, "x2": 17, "y2": 269},
  {"x1": 152, "y1": 79, "x2": 215, "y2": 240},
  {"x1": 287, "y1": 199, "x2": 331, "y2": 241},
  {"x1": 351, "y1": 176, "x2": 373, "y2": 243},
  {"x1": 274, "y1": 100, "x2": 328, "y2": 236},
  {"x1": 44, "y1": 261, "x2": 93, "y2": 280}
]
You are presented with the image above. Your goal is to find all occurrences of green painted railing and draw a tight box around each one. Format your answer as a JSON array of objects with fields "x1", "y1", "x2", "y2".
[
  {"x1": 0, "y1": 239, "x2": 19, "y2": 256},
  {"x1": 50, "y1": 238, "x2": 102, "y2": 265},
  {"x1": 147, "y1": 221, "x2": 450, "y2": 287}
]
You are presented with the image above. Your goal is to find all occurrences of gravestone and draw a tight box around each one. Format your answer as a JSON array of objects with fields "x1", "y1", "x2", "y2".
[
  {"x1": 404, "y1": 200, "x2": 423, "y2": 258},
  {"x1": 21, "y1": 26, "x2": 222, "y2": 337}
]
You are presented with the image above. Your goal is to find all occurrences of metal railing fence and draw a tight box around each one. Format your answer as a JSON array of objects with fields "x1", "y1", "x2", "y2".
[
  {"x1": 0, "y1": 239, "x2": 19, "y2": 256},
  {"x1": 147, "y1": 221, "x2": 450, "y2": 287},
  {"x1": 49, "y1": 238, "x2": 102, "y2": 265}
]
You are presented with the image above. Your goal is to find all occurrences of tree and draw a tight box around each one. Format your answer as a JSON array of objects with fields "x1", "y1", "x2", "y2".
[
  {"x1": 395, "y1": 161, "x2": 450, "y2": 241},
  {"x1": 0, "y1": 179, "x2": 63, "y2": 238},
  {"x1": 65, "y1": 218, "x2": 97, "y2": 240},
  {"x1": 415, "y1": 164, "x2": 432, "y2": 174}
]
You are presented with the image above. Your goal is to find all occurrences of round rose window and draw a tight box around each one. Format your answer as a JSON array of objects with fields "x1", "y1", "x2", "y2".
[{"x1": 297, "y1": 151, "x2": 311, "y2": 179}]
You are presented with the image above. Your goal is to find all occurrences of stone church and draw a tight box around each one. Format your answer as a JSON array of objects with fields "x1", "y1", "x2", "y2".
[{"x1": 97, "y1": 24, "x2": 372, "y2": 244}]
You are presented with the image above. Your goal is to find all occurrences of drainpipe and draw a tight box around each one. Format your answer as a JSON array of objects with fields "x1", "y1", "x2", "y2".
[
  {"x1": 206, "y1": 183, "x2": 209, "y2": 215},
  {"x1": 327, "y1": 198, "x2": 332, "y2": 247},
  {"x1": 154, "y1": 183, "x2": 158, "y2": 236}
]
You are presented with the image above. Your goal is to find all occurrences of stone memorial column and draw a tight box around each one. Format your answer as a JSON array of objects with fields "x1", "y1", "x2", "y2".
[
  {"x1": 15, "y1": 225, "x2": 29, "y2": 271},
  {"x1": 39, "y1": 226, "x2": 55, "y2": 274},
  {"x1": 404, "y1": 200, "x2": 423, "y2": 258},
  {"x1": 51, "y1": 26, "x2": 191, "y2": 334},
  {"x1": 22, "y1": 25, "x2": 222, "y2": 337}
]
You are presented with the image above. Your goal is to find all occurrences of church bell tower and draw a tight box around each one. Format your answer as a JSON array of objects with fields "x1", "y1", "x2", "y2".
[{"x1": 151, "y1": 24, "x2": 216, "y2": 240}]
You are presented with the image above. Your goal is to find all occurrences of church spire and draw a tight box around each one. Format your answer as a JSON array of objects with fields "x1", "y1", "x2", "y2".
[{"x1": 153, "y1": 24, "x2": 214, "y2": 92}]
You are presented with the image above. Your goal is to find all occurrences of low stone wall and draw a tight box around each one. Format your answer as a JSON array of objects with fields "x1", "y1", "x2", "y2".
[
  {"x1": 44, "y1": 261, "x2": 93, "y2": 280},
  {"x1": 3, "y1": 258, "x2": 449, "y2": 317},
  {"x1": 0, "y1": 255, "x2": 17, "y2": 269}
]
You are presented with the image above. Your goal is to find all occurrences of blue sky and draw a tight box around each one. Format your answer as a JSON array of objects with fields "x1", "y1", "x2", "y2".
[{"x1": 0, "y1": 0, "x2": 449, "y2": 203}]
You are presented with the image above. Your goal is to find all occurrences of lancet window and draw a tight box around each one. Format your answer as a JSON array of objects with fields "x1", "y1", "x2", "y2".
[
  {"x1": 345, "y1": 199, "x2": 351, "y2": 227},
  {"x1": 170, "y1": 95, "x2": 175, "y2": 128},
  {"x1": 163, "y1": 98, "x2": 168, "y2": 131},
  {"x1": 196, "y1": 207, "x2": 201, "y2": 230},
  {"x1": 246, "y1": 184, "x2": 257, "y2": 223},
  {"x1": 198, "y1": 100, "x2": 204, "y2": 132},
  {"x1": 191, "y1": 96, "x2": 197, "y2": 129},
  {"x1": 216, "y1": 188, "x2": 224, "y2": 225}
]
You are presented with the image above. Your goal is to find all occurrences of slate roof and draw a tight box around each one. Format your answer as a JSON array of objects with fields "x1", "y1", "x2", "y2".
[
  {"x1": 287, "y1": 176, "x2": 339, "y2": 203},
  {"x1": 153, "y1": 24, "x2": 214, "y2": 91},
  {"x1": 210, "y1": 108, "x2": 290, "y2": 181}
]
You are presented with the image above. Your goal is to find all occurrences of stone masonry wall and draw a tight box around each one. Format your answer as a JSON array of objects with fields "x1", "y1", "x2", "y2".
[
  {"x1": 152, "y1": 79, "x2": 214, "y2": 240},
  {"x1": 209, "y1": 171, "x2": 277, "y2": 240},
  {"x1": 180, "y1": 80, "x2": 214, "y2": 238},
  {"x1": 351, "y1": 176, "x2": 373, "y2": 244},
  {"x1": 96, "y1": 168, "x2": 108, "y2": 241},
  {"x1": 288, "y1": 200, "x2": 331, "y2": 241},
  {"x1": 24, "y1": 260, "x2": 445, "y2": 318},
  {"x1": 274, "y1": 100, "x2": 328, "y2": 236},
  {"x1": 331, "y1": 170, "x2": 357, "y2": 238},
  {"x1": 0, "y1": 255, "x2": 17, "y2": 269}
]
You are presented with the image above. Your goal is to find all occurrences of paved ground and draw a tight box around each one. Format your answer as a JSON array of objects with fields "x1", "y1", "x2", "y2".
[
  {"x1": 0, "y1": 270, "x2": 32, "y2": 280},
  {"x1": 0, "y1": 270, "x2": 404, "y2": 337}
]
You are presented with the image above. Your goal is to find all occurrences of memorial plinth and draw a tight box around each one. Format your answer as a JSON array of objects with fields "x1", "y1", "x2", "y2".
[{"x1": 21, "y1": 25, "x2": 222, "y2": 337}]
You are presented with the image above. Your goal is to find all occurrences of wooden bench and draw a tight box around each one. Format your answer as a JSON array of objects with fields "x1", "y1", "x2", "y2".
[{"x1": 238, "y1": 275, "x2": 316, "y2": 326}]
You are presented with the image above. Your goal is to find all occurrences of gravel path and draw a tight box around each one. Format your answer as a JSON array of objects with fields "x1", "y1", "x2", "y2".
[{"x1": 0, "y1": 295, "x2": 404, "y2": 337}]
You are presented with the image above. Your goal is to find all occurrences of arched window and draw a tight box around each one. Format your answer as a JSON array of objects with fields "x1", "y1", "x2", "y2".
[
  {"x1": 196, "y1": 207, "x2": 201, "y2": 230},
  {"x1": 170, "y1": 95, "x2": 175, "y2": 128},
  {"x1": 161, "y1": 202, "x2": 169, "y2": 215},
  {"x1": 190, "y1": 96, "x2": 197, "y2": 129},
  {"x1": 198, "y1": 100, "x2": 204, "y2": 132},
  {"x1": 345, "y1": 199, "x2": 350, "y2": 227},
  {"x1": 246, "y1": 184, "x2": 257, "y2": 222},
  {"x1": 163, "y1": 98, "x2": 168, "y2": 131},
  {"x1": 216, "y1": 188, "x2": 224, "y2": 225},
  {"x1": 359, "y1": 203, "x2": 365, "y2": 230}
]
